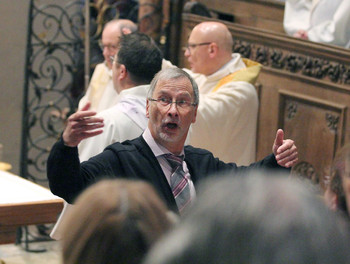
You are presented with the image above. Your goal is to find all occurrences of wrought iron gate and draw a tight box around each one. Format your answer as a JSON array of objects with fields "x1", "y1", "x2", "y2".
[
  {"x1": 21, "y1": 0, "x2": 85, "y2": 185},
  {"x1": 19, "y1": 0, "x2": 150, "y2": 249}
]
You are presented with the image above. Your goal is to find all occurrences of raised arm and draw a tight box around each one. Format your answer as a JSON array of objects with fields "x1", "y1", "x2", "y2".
[
  {"x1": 47, "y1": 102, "x2": 104, "y2": 202},
  {"x1": 62, "y1": 102, "x2": 104, "y2": 147}
]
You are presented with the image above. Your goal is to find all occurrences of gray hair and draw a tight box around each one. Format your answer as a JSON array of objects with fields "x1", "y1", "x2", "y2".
[
  {"x1": 104, "y1": 19, "x2": 137, "y2": 34},
  {"x1": 148, "y1": 68, "x2": 199, "y2": 106}
]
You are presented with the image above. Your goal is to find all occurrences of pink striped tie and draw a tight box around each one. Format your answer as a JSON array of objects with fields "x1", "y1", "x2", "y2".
[{"x1": 164, "y1": 154, "x2": 191, "y2": 214}]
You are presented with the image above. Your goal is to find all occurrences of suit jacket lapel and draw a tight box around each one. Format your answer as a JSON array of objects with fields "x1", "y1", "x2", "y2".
[{"x1": 132, "y1": 136, "x2": 179, "y2": 213}]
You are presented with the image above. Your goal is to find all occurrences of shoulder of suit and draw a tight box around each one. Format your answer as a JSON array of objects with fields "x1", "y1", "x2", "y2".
[
  {"x1": 184, "y1": 145, "x2": 214, "y2": 157},
  {"x1": 104, "y1": 137, "x2": 142, "y2": 153}
]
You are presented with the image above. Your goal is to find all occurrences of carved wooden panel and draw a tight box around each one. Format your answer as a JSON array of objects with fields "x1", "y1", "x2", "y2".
[{"x1": 278, "y1": 90, "x2": 347, "y2": 186}]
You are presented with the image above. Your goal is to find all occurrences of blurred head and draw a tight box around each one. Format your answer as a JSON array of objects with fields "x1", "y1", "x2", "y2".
[
  {"x1": 146, "y1": 68, "x2": 199, "y2": 155},
  {"x1": 184, "y1": 21, "x2": 233, "y2": 76},
  {"x1": 100, "y1": 19, "x2": 137, "y2": 69},
  {"x1": 145, "y1": 171, "x2": 350, "y2": 264},
  {"x1": 324, "y1": 171, "x2": 348, "y2": 214},
  {"x1": 112, "y1": 32, "x2": 163, "y2": 93},
  {"x1": 61, "y1": 179, "x2": 172, "y2": 264},
  {"x1": 331, "y1": 144, "x2": 350, "y2": 216}
]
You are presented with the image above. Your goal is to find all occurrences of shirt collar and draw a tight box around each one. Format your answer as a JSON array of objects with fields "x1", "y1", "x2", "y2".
[
  {"x1": 142, "y1": 127, "x2": 185, "y2": 158},
  {"x1": 206, "y1": 53, "x2": 244, "y2": 80}
]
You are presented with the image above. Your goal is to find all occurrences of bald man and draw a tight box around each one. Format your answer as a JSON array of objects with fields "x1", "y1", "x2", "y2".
[
  {"x1": 184, "y1": 22, "x2": 261, "y2": 165},
  {"x1": 78, "y1": 19, "x2": 137, "y2": 112}
]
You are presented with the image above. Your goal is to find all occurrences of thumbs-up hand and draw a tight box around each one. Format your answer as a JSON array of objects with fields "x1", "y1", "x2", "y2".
[{"x1": 272, "y1": 129, "x2": 298, "y2": 168}]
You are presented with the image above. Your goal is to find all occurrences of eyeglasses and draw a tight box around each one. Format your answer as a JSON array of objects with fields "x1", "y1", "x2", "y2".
[
  {"x1": 148, "y1": 97, "x2": 197, "y2": 109},
  {"x1": 185, "y1": 42, "x2": 212, "y2": 52},
  {"x1": 98, "y1": 40, "x2": 118, "y2": 52}
]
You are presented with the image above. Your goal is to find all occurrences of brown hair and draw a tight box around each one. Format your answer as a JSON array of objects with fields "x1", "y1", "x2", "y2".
[{"x1": 61, "y1": 179, "x2": 172, "y2": 264}]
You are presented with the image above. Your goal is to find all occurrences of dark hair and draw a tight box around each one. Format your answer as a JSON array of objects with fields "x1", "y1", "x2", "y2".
[
  {"x1": 144, "y1": 171, "x2": 350, "y2": 264},
  {"x1": 117, "y1": 32, "x2": 163, "y2": 84}
]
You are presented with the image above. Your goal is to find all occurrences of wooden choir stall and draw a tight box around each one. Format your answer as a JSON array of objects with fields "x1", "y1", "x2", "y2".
[{"x1": 175, "y1": 8, "x2": 350, "y2": 187}]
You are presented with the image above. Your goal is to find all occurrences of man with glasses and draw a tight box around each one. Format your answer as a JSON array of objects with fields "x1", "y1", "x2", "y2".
[
  {"x1": 78, "y1": 19, "x2": 137, "y2": 112},
  {"x1": 47, "y1": 67, "x2": 298, "y2": 215},
  {"x1": 50, "y1": 32, "x2": 163, "y2": 240},
  {"x1": 183, "y1": 21, "x2": 261, "y2": 165},
  {"x1": 78, "y1": 32, "x2": 162, "y2": 161}
]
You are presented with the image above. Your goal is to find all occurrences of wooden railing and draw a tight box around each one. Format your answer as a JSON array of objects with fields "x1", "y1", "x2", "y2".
[{"x1": 185, "y1": 0, "x2": 285, "y2": 33}]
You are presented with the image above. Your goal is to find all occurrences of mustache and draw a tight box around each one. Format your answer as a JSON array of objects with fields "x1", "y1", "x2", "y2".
[{"x1": 162, "y1": 117, "x2": 180, "y2": 126}]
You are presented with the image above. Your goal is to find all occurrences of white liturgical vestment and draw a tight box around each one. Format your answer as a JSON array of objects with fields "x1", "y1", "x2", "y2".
[{"x1": 185, "y1": 53, "x2": 260, "y2": 165}]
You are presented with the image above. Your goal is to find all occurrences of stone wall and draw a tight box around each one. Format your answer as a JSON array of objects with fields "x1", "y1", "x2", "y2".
[{"x1": 0, "y1": 1, "x2": 30, "y2": 175}]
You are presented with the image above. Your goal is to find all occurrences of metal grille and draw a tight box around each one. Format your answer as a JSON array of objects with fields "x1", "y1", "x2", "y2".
[
  {"x1": 20, "y1": 0, "x2": 143, "y2": 185},
  {"x1": 20, "y1": 0, "x2": 86, "y2": 184}
]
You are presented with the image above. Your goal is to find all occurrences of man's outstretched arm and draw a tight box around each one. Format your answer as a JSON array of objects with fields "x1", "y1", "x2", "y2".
[
  {"x1": 47, "y1": 137, "x2": 83, "y2": 203},
  {"x1": 47, "y1": 102, "x2": 104, "y2": 203}
]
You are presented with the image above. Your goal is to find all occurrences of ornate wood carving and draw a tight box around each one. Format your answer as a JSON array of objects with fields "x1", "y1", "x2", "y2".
[
  {"x1": 232, "y1": 40, "x2": 350, "y2": 84},
  {"x1": 325, "y1": 113, "x2": 339, "y2": 132},
  {"x1": 286, "y1": 101, "x2": 297, "y2": 120}
]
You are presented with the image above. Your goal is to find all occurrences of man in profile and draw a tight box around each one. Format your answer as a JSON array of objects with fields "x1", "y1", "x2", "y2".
[
  {"x1": 181, "y1": 21, "x2": 261, "y2": 165},
  {"x1": 78, "y1": 19, "x2": 137, "y2": 112}
]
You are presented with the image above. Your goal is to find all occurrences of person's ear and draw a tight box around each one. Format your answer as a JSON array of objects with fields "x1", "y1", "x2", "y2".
[
  {"x1": 191, "y1": 106, "x2": 198, "y2": 124},
  {"x1": 118, "y1": 64, "x2": 127, "y2": 80},
  {"x1": 121, "y1": 27, "x2": 132, "y2": 35},
  {"x1": 208, "y1": 42, "x2": 218, "y2": 58},
  {"x1": 146, "y1": 99, "x2": 150, "y2": 118},
  {"x1": 331, "y1": 194, "x2": 339, "y2": 211}
]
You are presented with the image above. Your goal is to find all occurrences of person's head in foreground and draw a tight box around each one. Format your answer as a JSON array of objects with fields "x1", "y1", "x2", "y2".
[
  {"x1": 61, "y1": 179, "x2": 173, "y2": 264},
  {"x1": 331, "y1": 143, "x2": 350, "y2": 217},
  {"x1": 144, "y1": 171, "x2": 350, "y2": 264}
]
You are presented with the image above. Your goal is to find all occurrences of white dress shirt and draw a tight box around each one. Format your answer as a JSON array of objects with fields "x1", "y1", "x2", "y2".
[{"x1": 142, "y1": 128, "x2": 196, "y2": 200}]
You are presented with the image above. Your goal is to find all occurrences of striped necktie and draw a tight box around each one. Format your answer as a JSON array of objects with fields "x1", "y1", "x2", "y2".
[{"x1": 164, "y1": 154, "x2": 191, "y2": 214}]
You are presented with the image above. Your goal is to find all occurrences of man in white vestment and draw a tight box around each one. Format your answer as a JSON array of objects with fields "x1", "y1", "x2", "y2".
[
  {"x1": 183, "y1": 22, "x2": 261, "y2": 165},
  {"x1": 284, "y1": 0, "x2": 350, "y2": 48},
  {"x1": 78, "y1": 19, "x2": 137, "y2": 112},
  {"x1": 50, "y1": 32, "x2": 163, "y2": 239}
]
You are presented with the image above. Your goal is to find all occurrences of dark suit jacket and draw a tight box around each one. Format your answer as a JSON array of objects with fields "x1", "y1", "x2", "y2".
[{"x1": 47, "y1": 136, "x2": 287, "y2": 213}]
